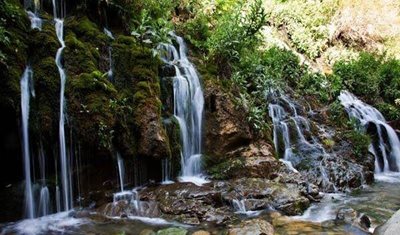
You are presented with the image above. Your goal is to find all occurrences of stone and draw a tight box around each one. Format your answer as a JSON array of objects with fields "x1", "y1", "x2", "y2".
[
  {"x1": 140, "y1": 229, "x2": 156, "y2": 235},
  {"x1": 156, "y1": 227, "x2": 188, "y2": 235},
  {"x1": 228, "y1": 218, "x2": 274, "y2": 235},
  {"x1": 374, "y1": 209, "x2": 400, "y2": 235},
  {"x1": 192, "y1": 230, "x2": 210, "y2": 235}
]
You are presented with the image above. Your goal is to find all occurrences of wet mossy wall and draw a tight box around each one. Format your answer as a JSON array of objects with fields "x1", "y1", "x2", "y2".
[{"x1": 0, "y1": 0, "x2": 177, "y2": 201}]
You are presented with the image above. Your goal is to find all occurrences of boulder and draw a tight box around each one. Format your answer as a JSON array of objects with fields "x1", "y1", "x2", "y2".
[
  {"x1": 228, "y1": 218, "x2": 274, "y2": 235},
  {"x1": 374, "y1": 209, "x2": 400, "y2": 235},
  {"x1": 204, "y1": 81, "x2": 252, "y2": 158}
]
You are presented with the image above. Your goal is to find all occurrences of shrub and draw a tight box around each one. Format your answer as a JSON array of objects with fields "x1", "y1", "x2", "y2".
[
  {"x1": 262, "y1": 47, "x2": 303, "y2": 87},
  {"x1": 378, "y1": 58, "x2": 400, "y2": 103},
  {"x1": 375, "y1": 102, "x2": 400, "y2": 121},
  {"x1": 333, "y1": 53, "x2": 381, "y2": 101},
  {"x1": 207, "y1": 0, "x2": 266, "y2": 76}
]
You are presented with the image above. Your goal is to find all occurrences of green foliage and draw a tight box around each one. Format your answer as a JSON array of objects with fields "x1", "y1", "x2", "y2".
[
  {"x1": 333, "y1": 53, "x2": 381, "y2": 101},
  {"x1": 98, "y1": 121, "x2": 114, "y2": 150},
  {"x1": 179, "y1": 12, "x2": 210, "y2": 51},
  {"x1": 344, "y1": 118, "x2": 371, "y2": 159},
  {"x1": 328, "y1": 100, "x2": 347, "y2": 126},
  {"x1": 345, "y1": 129, "x2": 371, "y2": 159},
  {"x1": 264, "y1": 0, "x2": 338, "y2": 59},
  {"x1": 131, "y1": 10, "x2": 173, "y2": 45},
  {"x1": 262, "y1": 47, "x2": 303, "y2": 87},
  {"x1": 205, "y1": 156, "x2": 245, "y2": 180},
  {"x1": 333, "y1": 52, "x2": 400, "y2": 117},
  {"x1": 207, "y1": 0, "x2": 266, "y2": 73},
  {"x1": 378, "y1": 58, "x2": 400, "y2": 103},
  {"x1": 375, "y1": 102, "x2": 400, "y2": 121}
]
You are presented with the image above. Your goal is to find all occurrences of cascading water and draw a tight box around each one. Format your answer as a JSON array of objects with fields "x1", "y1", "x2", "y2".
[
  {"x1": 104, "y1": 28, "x2": 114, "y2": 81},
  {"x1": 267, "y1": 93, "x2": 368, "y2": 191},
  {"x1": 339, "y1": 91, "x2": 400, "y2": 175},
  {"x1": 161, "y1": 158, "x2": 173, "y2": 184},
  {"x1": 53, "y1": 0, "x2": 72, "y2": 211},
  {"x1": 158, "y1": 34, "x2": 207, "y2": 185},
  {"x1": 25, "y1": 0, "x2": 42, "y2": 30},
  {"x1": 20, "y1": 67, "x2": 36, "y2": 218},
  {"x1": 37, "y1": 144, "x2": 50, "y2": 217},
  {"x1": 117, "y1": 152, "x2": 125, "y2": 192}
]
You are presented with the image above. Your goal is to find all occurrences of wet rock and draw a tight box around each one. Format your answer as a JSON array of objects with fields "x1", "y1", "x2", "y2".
[
  {"x1": 360, "y1": 214, "x2": 371, "y2": 230},
  {"x1": 220, "y1": 178, "x2": 310, "y2": 216},
  {"x1": 156, "y1": 227, "x2": 188, "y2": 235},
  {"x1": 336, "y1": 207, "x2": 357, "y2": 222},
  {"x1": 336, "y1": 207, "x2": 371, "y2": 232},
  {"x1": 192, "y1": 230, "x2": 210, "y2": 235},
  {"x1": 140, "y1": 229, "x2": 156, "y2": 235},
  {"x1": 228, "y1": 218, "x2": 274, "y2": 235},
  {"x1": 374, "y1": 209, "x2": 400, "y2": 235}
]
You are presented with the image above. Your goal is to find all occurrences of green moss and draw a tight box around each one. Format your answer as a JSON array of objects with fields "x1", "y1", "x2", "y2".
[
  {"x1": 0, "y1": 0, "x2": 30, "y2": 110},
  {"x1": 204, "y1": 155, "x2": 245, "y2": 180},
  {"x1": 163, "y1": 116, "x2": 182, "y2": 177},
  {"x1": 66, "y1": 16, "x2": 108, "y2": 43},
  {"x1": 68, "y1": 71, "x2": 117, "y2": 151},
  {"x1": 64, "y1": 32, "x2": 98, "y2": 75},
  {"x1": 29, "y1": 24, "x2": 58, "y2": 65}
]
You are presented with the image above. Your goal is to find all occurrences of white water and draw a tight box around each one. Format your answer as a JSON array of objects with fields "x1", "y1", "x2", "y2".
[
  {"x1": 53, "y1": 0, "x2": 72, "y2": 211},
  {"x1": 20, "y1": 67, "x2": 36, "y2": 218},
  {"x1": 339, "y1": 91, "x2": 400, "y2": 173},
  {"x1": 25, "y1": 0, "x2": 42, "y2": 30},
  {"x1": 117, "y1": 152, "x2": 125, "y2": 192},
  {"x1": 268, "y1": 94, "x2": 336, "y2": 191},
  {"x1": 104, "y1": 28, "x2": 114, "y2": 81},
  {"x1": 161, "y1": 158, "x2": 174, "y2": 184},
  {"x1": 38, "y1": 186, "x2": 50, "y2": 217},
  {"x1": 1, "y1": 211, "x2": 87, "y2": 235},
  {"x1": 232, "y1": 199, "x2": 263, "y2": 216},
  {"x1": 27, "y1": 11, "x2": 42, "y2": 30},
  {"x1": 292, "y1": 193, "x2": 347, "y2": 222},
  {"x1": 158, "y1": 34, "x2": 208, "y2": 186}
]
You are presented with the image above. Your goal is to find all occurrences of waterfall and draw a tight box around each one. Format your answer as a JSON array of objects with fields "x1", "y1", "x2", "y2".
[
  {"x1": 339, "y1": 91, "x2": 400, "y2": 173},
  {"x1": 161, "y1": 158, "x2": 173, "y2": 184},
  {"x1": 268, "y1": 94, "x2": 338, "y2": 191},
  {"x1": 53, "y1": 0, "x2": 72, "y2": 211},
  {"x1": 20, "y1": 67, "x2": 35, "y2": 218},
  {"x1": 158, "y1": 34, "x2": 207, "y2": 185},
  {"x1": 38, "y1": 186, "x2": 50, "y2": 217},
  {"x1": 104, "y1": 28, "x2": 114, "y2": 81},
  {"x1": 116, "y1": 152, "x2": 124, "y2": 192},
  {"x1": 26, "y1": 0, "x2": 42, "y2": 30},
  {"x1": 232, "y1": 199, "x2": 247, "y2": 213}
]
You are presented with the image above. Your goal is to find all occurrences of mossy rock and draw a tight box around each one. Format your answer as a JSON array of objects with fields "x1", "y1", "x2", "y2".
[
  {"x1": 157, "y1": 227, "x2": 187, "y2": 235},
  {"x1": 30, "y1": 56, "x2": 60, "y2": 137},
  {"x1": 0, "y1": 0, "x2": 30, "y2": 110},
  {"x1": 163, "y1": 116, "x2": 182, "y2": 177},
  {"x1": 65, "y1": 16, "x2": 108, "y2": 44},
  {"x1": 29, "y1": 23, "x2": 59, "y2": 65},
  {"x1": 64, "y1": 32, "x2": 98, "y2": 75},
  {"x1": 68, "y1": 71, "x2": 117, "y2": 151}
]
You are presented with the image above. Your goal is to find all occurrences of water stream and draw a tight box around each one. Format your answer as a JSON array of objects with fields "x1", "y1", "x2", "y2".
[
  {"x1": 53, "y1": 0, "x2": 73, "y2": 212},
  {"x1": 158, "y1": 34, "x2": 208, "y2": 185},
  {"x1": 20, "y1": 67, "x2": 35, "y2": 219},
  {"x1": 339, "y1": 90, "x2": 400, "y2": 173}
]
